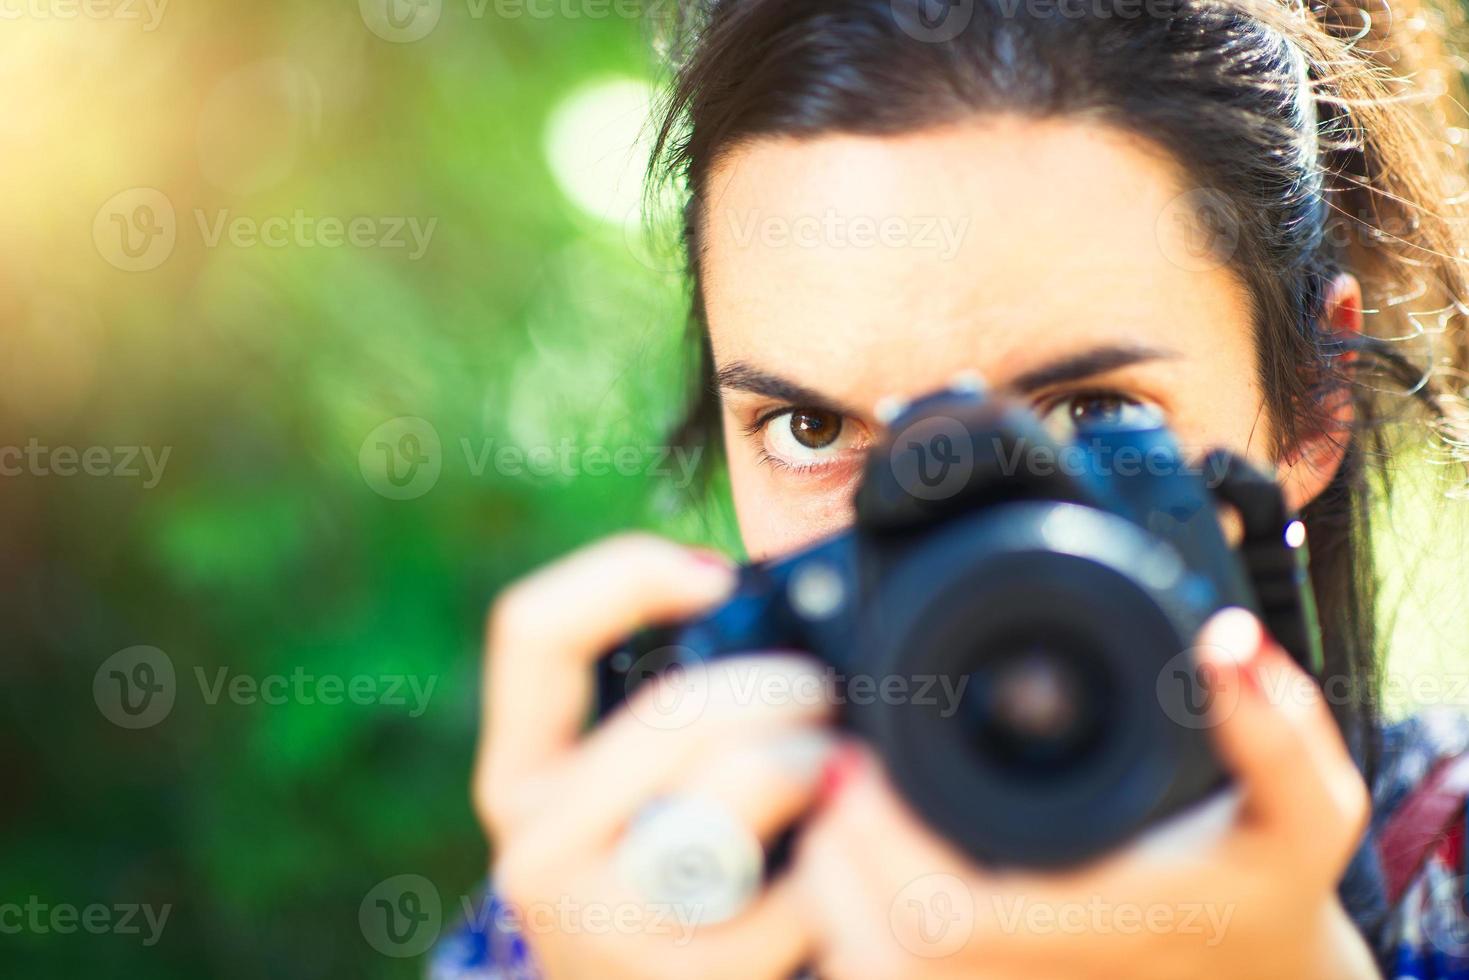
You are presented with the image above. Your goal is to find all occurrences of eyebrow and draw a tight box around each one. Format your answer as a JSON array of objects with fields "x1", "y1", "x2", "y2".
[
  {"x1": 714, "y1": 343, "x2": 1178, "y2": 418},
  {"x1": 714, "y1": 362, "x2": 859, "y2": 417},
  {"x1": 1005, "y1": 343, "x2": 1178, "y2": 395}
]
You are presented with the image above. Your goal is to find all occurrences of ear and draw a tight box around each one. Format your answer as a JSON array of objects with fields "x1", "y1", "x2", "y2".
[{"x1": 1278, "y1": 273, "x2": 1361, "y2": 513}]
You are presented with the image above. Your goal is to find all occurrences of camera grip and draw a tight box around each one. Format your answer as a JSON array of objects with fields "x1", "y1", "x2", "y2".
[{"x1": 1203, "y1": 450, "x2": 1324, "y2": 676}]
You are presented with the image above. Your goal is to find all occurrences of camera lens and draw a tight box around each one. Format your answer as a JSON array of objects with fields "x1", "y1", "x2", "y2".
[
  {"x1": 960, "y1": 643, "x2": 1112, "y2": 777},
  {"x1": 851, "y1": 502, "x2": 1225, "y2": 868}
]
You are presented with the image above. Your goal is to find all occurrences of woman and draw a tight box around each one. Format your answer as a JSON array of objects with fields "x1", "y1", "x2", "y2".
[{"x1": 437, "y1": 0, "x2": 1469, "y2": 975}]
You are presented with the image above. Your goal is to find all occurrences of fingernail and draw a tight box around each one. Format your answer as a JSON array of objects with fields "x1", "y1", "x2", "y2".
[
  {"x1": 772, "y1": 729, "x2": 841, "y2": 784},
  {"x1": 690, "y1": 549, "x2": 737, "y2": 585},
  {"x1": 1199, "y1": 607, "x2": 1265, "y2": 692},
  {"x1": 688, "y1": 548, "x2": 734, "y2": 570},
  {"x1": 686, "y1": 550, "x2": 737, "y2": 593},
  {"x1": 818, "y1": 742, "x2": 865, "y2": 803}
]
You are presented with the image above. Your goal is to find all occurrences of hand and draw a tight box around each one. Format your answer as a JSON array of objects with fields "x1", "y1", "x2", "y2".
[
  {"x1": 475, "y1": 533, "x2": 837, "y2": 980},
  {"x1": 792, "y1": 608, "x2": 1378, "y2": 980}
]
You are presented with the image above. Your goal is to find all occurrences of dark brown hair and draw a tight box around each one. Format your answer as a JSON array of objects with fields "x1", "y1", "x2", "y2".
[{"x1": 646, "y1": 0, "x2": 1469, "y2": 746}]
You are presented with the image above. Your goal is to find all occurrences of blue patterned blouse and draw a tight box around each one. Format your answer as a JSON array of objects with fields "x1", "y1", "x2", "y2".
[{"x1": 431, "y1": 712, "x2": 1469, "y2": 979}]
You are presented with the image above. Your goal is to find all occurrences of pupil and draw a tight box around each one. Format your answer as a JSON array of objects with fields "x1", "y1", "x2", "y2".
[
  {"x1": 1072, "y1": 396, "x2": 1122, "y2": 426},
  {"x1": 790, "y1": 409, "x2": 841, "y2": 450}
]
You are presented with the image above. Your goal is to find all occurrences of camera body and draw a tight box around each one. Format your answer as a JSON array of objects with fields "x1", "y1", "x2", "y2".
[{"x1": 596, "y1": 386, "x2": 1321, "y2": 868}]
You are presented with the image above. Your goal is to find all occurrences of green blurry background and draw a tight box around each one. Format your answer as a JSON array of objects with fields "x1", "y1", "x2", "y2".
[
  {"x1": 1, "y1": 2, "x2": 1467, "y2": 978},
  {"x1": 0, "y1": 3, "x2": 735, "y2": 977}
]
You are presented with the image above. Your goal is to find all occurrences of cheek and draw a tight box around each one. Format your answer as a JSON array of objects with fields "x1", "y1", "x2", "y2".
[
  {"x1": 1167, "y1": 373, "x2": 1273, "y2": 467},
  {"x1": 724, "y1": 417, "x2": 857, "y2": 561}
]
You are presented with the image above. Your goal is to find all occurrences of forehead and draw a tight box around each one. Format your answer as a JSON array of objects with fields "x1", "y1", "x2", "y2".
[{"x1": 699, "y1": 118, "x2": 1254, "y2": 409}]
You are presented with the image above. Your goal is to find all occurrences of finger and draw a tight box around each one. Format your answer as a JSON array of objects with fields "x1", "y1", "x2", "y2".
[
  {"x1": 477, "y1": 534, "x2": 735, "y2": 826},
  {"x1": 527, "y1": 655, "x2": 835, "y2": 850},
  {"x1": 670, "y1": 872, "x2": 817, "y2": 979},
  {"x1": 815, "y1": 742, "x2": 974, "y2": 880},
  {"x1": 798, "y1": 750, "x2": 984, "y2": 973},
  {"x1": 1194, "y1": 607, "x2": 1369, "y2": 863},
  {"x1": 792, "y1": 810, "x2": 907, "y2": 980},
  {"x1": 680, "y1": 727, "x2": 839, "y2": 841}
]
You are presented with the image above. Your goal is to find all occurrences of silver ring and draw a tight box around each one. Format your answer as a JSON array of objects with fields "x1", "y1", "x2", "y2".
[{"x1": 614, "y1": 795, "x2": 764, "y2": 926}]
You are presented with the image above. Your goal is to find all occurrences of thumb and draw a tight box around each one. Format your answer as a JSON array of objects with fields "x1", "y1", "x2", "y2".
[{"x1": 1192, "y1": 607, "x2": 1368, "y2": 862}]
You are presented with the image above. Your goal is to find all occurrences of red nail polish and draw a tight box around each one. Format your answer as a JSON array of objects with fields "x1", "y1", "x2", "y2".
[
  {"x1": 689, "y1": 548, "x2": 733, "y2": 570},
  {"x1": 819, "y1": 743, "x2": 863, "y2": 803},
  {"x1": 1236, "y1": 653, "x2": 1264, "y2": 698}
]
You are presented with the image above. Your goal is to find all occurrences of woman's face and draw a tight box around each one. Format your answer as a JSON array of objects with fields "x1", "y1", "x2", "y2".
[{"x1": 701, "y1": 117, "x2": 1339, "y2": 561}]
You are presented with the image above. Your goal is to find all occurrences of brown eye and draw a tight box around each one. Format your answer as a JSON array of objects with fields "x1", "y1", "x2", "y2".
[
  {"x1": 789, "y1": 408, "x2": 843, "y2": 449},
  {"x1": 760, "y1": 406, "x2": 862, "y2": 470},
  {"x1": 1068, "y1": 394, "x2": 1129, "y2": 427}
]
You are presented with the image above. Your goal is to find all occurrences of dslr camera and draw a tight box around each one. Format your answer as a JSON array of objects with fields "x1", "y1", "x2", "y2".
[{"x1": 596, "y1": 384, "x2": 1321, "y2": 868}]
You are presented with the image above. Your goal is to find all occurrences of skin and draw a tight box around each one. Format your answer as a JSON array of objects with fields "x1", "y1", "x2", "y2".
[
  {"x1": 703, "y1": 119, "x2": 1340, "y2": 557},
  {"x1": 477, "y1": 118, "x2": 1376, "y2": 978}
]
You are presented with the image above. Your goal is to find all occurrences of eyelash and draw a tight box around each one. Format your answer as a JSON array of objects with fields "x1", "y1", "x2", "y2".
[
  {"x1": 1035, "y1": 388, "x2": 1121, "y2": 420},
  {"x1": 747, "y1": 407, "x2": 860, "y2": 474},
  {"x1": 756, "y1": 449, "x2": 807, "y2": 473},
  {"x1": 747, "y1": 388, "x2": 1157, "y2": 474}
]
